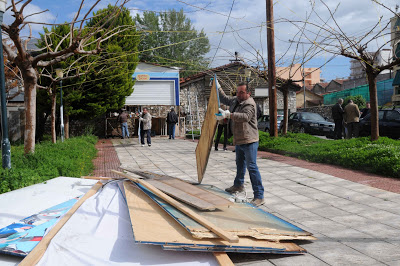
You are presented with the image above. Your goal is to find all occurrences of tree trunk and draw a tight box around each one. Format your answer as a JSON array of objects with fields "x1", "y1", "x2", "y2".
[
  {"x1": 50, "y1": 89, "x2": 56, "y2": 144},
  {"x1": 366, "y1": 69, "x2": 379, "y2": 141},
  {"x1": 65, "y1": 115, "x2": 69, "y2": 139},
  {"x1": 22, "y1": 67, "x2": 38, "y2": 154},
  {"x1": 282, "y1": 86, "x2": 289, "y2": 135}
]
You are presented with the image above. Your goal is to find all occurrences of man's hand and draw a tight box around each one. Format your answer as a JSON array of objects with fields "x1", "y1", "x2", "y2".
[
  {"x1": 139, "y1": 117, "x2": 144, "y2": 121},
  {"x1": 216, "y1": 108, "x2": 230, "y2": 121}
]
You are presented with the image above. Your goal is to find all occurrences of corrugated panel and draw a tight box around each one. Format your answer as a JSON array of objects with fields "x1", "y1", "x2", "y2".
[{"x1": 125, "y1": 81, "x2": 174, "y2": 105}]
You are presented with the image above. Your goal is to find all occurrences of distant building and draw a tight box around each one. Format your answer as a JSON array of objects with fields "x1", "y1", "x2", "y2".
[
  {"x1": 349, "y1": 49, "x2": 392, "y2": 80},
  {"x1": 276, "y1": 64, "x2": 321, "y2": 88},
  {"x1": 325, "y1": 79, "x2": 348, "y2": 94},
  {"x1": 391, "y1": 14, "x2": 400, "y2": 104},
  {"x1": 312, "y1": 82, "x2": 329, "y2": 95},
  {"x1": 296, "y1": 89, "x2": 323, "y2": 108}
]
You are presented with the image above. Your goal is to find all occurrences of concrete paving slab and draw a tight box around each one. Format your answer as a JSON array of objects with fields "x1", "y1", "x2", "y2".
[{"x1": 111, "y1": 138, "x2": 400, "y2": 265}]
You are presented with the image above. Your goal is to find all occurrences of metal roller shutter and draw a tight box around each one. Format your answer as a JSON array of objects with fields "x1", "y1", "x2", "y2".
[{"x1": 125, "y1": 81, "x2": 175, "y2": 105}]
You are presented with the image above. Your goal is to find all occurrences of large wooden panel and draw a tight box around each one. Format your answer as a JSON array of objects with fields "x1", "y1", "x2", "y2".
[
  {"x1": 195, "y1": 78, "x2": 219, "y2": 183},
  {"x1": 123, "y1": 181, "x2": 305, "y2": 253}
]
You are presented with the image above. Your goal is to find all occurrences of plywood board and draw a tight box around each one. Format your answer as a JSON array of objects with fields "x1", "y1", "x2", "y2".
[
  {"x1": 122, "y1": 168, "x2": 233, "y2": 210},
  {"x1": 138, "y1": 184, "x2": 315, "y2": 241},
  {"x1": 195, "y1": 78, "x2": 219, "y2": 183},
  {"x1": 123, "y1": 181, "x2": 306, "y2": 253}
]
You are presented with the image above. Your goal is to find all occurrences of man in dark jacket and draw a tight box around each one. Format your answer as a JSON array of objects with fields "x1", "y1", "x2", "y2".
[
  {"x1": 166, "y1": 107, "x2": 178, "y2": 139},
  {"x1": 332, "y1": 98, "x2": 344, "y2": 139},
  {"x1": 118, "y1": 109, "x2": 129, "y2": 139}
]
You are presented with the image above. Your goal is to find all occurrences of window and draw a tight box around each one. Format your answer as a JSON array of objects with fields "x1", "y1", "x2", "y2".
[
  {"x1": 386, "y1": 111, "x2": 400, "y2": 121},
  {"x1": 290, "y1": 113, "x2": 298, "y2": 120},
  {"x1": 379, "y1": 111, "x2": 385, "y2": 120}
]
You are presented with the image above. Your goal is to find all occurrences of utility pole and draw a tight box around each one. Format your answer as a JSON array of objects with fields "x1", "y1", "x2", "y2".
[
  {"x1": 303, "y1": 44, "x2": 306, "y2": 110},
  {"x1": 266, "y1": 0, "x2": 277, "y2": 137}
]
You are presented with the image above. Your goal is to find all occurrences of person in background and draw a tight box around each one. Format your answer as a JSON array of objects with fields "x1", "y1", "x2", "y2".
[
  {"x1": 331, "y1": 98, "x2": 344, "y2": 140},
  {"x1": 166, "y1": 107, "x2": 178, "y2": 140},
  {"x1": 344, "y1": 99, "x2": 360, "y2": 139},
  {"x1": 360, "y1": 102, "x2": 371, "y2": 119},
  {"x1": 215, "y1": 104, "x2": 228, "y2": 151},
  {"x1": 216, "y1": 82, "x2": 265, "y2": 207},
  {"x1": 118, "y1": 109, "x2": 129, "y2": 139},
  {"x1": 139, "y1": 107, "x2": 152, "y2": 147}
]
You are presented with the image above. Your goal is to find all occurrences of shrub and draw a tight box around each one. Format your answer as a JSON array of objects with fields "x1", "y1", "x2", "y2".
[
  {"x1": 259, "y1": 133, "x2": 400, "y2": 178},
  {"x1": 0, "y1": 136, "x2": 98, "y2": 194}
]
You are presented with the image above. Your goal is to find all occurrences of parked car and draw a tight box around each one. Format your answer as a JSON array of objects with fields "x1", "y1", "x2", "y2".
[
  {"x1": 258, "y1": 115, "x2": 283, "y2": 133},
  {"x1": 359, "y1": 109, "x2": 400, "y2": 139},
  {"x1": 287, "y1": 112, "x2": 335, "y2": 137}
]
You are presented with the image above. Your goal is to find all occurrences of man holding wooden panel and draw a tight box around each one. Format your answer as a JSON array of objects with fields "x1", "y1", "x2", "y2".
[{"x1": 216, "y1": 82, "x2": 265, "y2": 206}]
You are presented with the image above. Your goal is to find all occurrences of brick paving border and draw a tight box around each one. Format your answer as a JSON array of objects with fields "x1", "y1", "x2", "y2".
[{"x1": 92, "y1": 139, "x2": 122, "y2": 178}]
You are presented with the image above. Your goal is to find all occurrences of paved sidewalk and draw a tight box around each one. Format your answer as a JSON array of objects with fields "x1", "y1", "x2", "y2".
[{"x1": 110, "y1": 137, "x2": 400, "y2": 265}]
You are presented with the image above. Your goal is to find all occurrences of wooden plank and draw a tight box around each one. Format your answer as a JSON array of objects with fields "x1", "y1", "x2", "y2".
[
  {"x1": 122, "y1": 181, "x2": 305, "y2": 253},
  {"x1": 113, "y1": 170, "x2": 239, "y2": 243},
  {"x1": 213, "y1": 252, "x2": 234, "y2": 266},
  {"x1": 195, "y1": 77, "x2": 219, "y2": 183},
  {"x1": 121, "y1": 168, "x2": 233, "y2": 209},
  {"x1": 19, "y1": 181, "x2": 103, "y2": 266},
  {"x1": 160, "y1": 178, "x2": 232, "y2": 208},
  {"x1": 145, "y1": 179, "x2": 217, "y2": 210},
  {"x1": 138, "y1": 184, "x2": 316, "y2": 241}
]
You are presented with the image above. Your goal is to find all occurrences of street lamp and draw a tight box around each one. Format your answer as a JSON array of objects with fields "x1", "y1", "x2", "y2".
[
  {"x1": 55, "y1": 68, "x2": 64, "y2": 142},
  {"x1": 0, "y1": 0, "x2": 11, "y2": 169}
]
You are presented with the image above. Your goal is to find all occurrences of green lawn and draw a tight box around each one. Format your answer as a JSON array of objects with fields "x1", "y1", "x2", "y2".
[
  {"x1": 0, "y1": 135, "x2": 98, "y2": 194},
  {"x1": 257, "y1": 131, "x2": 400, "y2": 178}
]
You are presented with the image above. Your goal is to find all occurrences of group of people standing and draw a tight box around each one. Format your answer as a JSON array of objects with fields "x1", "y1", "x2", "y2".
[
  {"x1": 117, "y1": 107, "x2": 179, "y2": 146},
  {"x1": 332, "y1": 99, "x2": 370, "y2": 139}
]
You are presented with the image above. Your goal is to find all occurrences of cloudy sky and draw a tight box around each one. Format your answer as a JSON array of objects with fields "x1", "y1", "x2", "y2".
[{"x1": 4, "y1": 0, "x2": 399, "y2": 82}]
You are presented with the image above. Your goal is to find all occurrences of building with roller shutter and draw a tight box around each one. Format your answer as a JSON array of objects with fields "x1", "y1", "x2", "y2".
[{"x1": 122, "y1": 62, "x2": 181, "y2": 136}]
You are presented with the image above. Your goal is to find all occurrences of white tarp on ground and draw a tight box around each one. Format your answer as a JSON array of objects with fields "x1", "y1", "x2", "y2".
[
  {"x1": 37, "y1": 181, "x2": 217, "y2": 266},
  {"x1": 0, "y1": 177, "x2": 98, "y2": 265}
]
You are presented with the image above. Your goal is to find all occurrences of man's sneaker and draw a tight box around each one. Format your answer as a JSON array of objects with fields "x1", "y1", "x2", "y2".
[
  {"x1": 215, "y1": 147, "x2": 218, "y2": 151},
  {"x1": 250, "y1": 198, "x2": 265, "y2": 207},
  {"x1": 141, "y1": 144, "x2": 144, "y2": 147},
  {"x1": 148, "y1": 144, "x2": 151, "y2": 147},
  {"x1": 225, "y1": 185, "x2": 245, "y2": 194},
  {"x1": 223, "y1": 148, "x2": 228, "y2": 151}
]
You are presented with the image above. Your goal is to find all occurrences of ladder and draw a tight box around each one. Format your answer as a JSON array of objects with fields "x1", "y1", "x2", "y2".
[{"x1": 186, "y1": 88, "x2": 201, "y2": 141}]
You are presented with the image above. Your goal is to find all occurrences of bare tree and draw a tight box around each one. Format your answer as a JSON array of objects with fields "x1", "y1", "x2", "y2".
[
  {"x1": 1, "y1": 0, "x2": 131, "y2": 153},
  {"x1": 286, "y1": 0, "x2": 400, "y2": 141}
]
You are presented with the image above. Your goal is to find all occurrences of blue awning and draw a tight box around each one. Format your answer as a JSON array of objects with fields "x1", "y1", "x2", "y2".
[{"x1": 393, "y1": 71, "x2": 400, "y2": 86}]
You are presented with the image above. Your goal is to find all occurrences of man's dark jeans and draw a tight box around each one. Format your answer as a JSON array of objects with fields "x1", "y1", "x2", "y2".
[
  {"x1": 334, "y1": 119, "x2": 343, "y2": 139},
  {"x1": 141, "y1": 129, "x2": 151, "y2": 145},
  {"x1": 233, "y1": 141, "x2": 264, "y2": 199}
]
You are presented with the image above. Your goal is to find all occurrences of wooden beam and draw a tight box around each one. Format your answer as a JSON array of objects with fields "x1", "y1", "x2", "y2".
[
  {"x1": 213, "y1": 252, "x2": 234, "y2": 266},
  {"x1": 19, "y1": 181, "x2": 103, "y2": 266},
  {"x1": 112, "y1": 170, "x2": 240, "y2": 243}
]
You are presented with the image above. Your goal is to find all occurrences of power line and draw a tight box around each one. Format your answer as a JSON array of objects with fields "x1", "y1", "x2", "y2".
[{"x1": 208, "y1": 0, "x2": 236, "y2": 68}]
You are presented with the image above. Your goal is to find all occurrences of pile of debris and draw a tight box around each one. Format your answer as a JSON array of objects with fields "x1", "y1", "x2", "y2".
[{"x1": 0, "y1": 169, "x2": 316, "y2": 265}]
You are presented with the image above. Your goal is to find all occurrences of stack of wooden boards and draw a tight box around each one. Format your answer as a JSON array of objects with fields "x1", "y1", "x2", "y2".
[{"x1": 115, "y1": 169, "x2": 316, "y2": 254}]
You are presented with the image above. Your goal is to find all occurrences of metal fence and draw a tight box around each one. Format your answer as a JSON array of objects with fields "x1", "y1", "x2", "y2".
[{"x1": 324, "y1": 79, "x2": 394, "y2": 106}]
